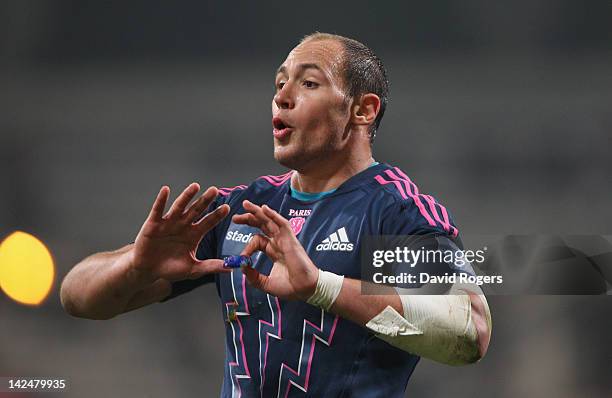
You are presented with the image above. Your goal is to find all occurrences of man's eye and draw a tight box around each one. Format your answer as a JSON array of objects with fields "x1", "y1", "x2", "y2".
[
  {"x1": 303, "y1": 80, "x2": 318, "y2": 88},
  {"x1": 276, "y1": 82, "x2": 285, "y2": 91}
]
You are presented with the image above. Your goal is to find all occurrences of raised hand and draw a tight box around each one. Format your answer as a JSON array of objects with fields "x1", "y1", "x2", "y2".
[
  {"x1": 131, "y1": 183, "x2": 231, "y2": 282},
  {"x1": 232, "y1": 200, "x2": 319, "y2": 301}
]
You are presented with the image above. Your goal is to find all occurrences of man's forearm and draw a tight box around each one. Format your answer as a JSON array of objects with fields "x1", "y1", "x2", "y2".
[
  {"x1": 325, "y1": 276, "x2": 490, "y2": 365},
  {"x1": 60, "y1": 245, "x2": 164, "y2": 320},
  {"x1": 329, "y1": 277, "x2": 403, "y2": 326}
]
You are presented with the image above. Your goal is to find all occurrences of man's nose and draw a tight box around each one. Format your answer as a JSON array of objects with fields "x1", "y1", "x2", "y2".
[{"x1": 273, "y1": 84, "x2": 295, "y2": 109}]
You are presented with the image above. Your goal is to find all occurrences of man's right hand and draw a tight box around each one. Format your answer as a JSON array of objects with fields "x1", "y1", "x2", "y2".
[
  {"x1": 130, "y1": 183, "x2": 231, "y2": 282},
  {"x1": 60, "y1": 183, "x2": 231, "y2": 319}
]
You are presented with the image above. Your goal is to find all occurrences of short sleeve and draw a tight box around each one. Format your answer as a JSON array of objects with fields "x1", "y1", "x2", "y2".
[
  {"x1": 381, "y1": 197, "x2": 459, "y2": 238},
  {"x1": 376, "y1": 200, "x2": 474, "y2": 290}
]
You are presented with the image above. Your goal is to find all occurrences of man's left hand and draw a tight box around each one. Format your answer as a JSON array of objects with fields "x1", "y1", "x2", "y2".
[{"x1": 232, "y1": 200, "x2": 319, "y2": 301}]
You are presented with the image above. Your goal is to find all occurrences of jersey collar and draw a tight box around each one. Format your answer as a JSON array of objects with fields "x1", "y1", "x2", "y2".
[{"x1": 287, "y1": 161, "x2": 386, "y2": 203}]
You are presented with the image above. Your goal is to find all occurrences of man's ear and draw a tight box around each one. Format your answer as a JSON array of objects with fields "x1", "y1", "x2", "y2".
[{"x1": 351, "y1": 93, "x2": 381, "y2": 127}]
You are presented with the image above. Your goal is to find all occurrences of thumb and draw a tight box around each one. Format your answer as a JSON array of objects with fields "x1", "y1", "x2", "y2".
[
  {"x1": 242, "y1": 265, "x2": 268, "y2": 291},
  {"x1": 241, "y1": 234, "x2": 273, "y2": 259},
  {"x1": 189, "y1": 259, "x2": 232, "y2": 279}
]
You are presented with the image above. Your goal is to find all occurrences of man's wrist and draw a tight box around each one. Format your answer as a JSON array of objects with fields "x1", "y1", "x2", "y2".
[
  {"x1": 306, "y1": 269, "x2": 344, "y2": 311},
  {"x1": 116, "y1": 249, "x2": 156, "y2": 289}
]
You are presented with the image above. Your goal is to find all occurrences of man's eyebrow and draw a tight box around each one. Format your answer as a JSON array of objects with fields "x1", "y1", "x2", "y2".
[{"x1": 275, "y1": 63, "x2": 325, "y2": 76}]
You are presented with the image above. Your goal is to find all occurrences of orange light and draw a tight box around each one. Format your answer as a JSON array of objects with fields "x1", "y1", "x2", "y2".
[{"x1": 0, "y1": 231, "x2": 55, "y2": 305}]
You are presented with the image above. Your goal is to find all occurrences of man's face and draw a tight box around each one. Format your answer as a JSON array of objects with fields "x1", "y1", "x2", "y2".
[{"x1": 272, "y1": 39, "x2": 352, "y2": 171}]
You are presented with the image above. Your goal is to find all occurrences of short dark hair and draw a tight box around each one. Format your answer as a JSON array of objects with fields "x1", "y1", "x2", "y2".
[{"x1": 301, "y1": 32, "x2": 389, "y2": 144}]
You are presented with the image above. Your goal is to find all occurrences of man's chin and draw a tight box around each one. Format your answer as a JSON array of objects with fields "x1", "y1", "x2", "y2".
[
  {"x1": 274, "y1": 146, "x2": 308, "y2": 171},
  {"x1": 273, "y1": 148, "x2": 295, "y2": 169}
]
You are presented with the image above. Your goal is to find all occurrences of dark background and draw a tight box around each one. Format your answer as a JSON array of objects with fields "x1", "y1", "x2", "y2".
[{"x1": 1, "y1": 1, "x2": 611, "y2": 397}]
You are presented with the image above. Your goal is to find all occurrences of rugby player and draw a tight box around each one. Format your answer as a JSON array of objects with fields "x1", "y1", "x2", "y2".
[{"x1": 61, "y1": 33, "x2": 491, "y2": 397}]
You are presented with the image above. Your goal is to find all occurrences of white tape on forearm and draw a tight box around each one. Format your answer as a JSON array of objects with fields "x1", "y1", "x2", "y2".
[
  {"x1": 365, "y1": 284, "x2": 485, "y2": 365},
  {"x1": 306, "y1": 269, "x2": 344, "y2": 311}
]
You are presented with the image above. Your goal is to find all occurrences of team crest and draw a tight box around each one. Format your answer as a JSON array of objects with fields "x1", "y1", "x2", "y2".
[{"x1": 289, "y1": 217, "x2": 305, "y2": 235}]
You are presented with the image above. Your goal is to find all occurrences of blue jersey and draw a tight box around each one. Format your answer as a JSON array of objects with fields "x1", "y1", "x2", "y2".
[{"x1": 164, "y1": 162, "x2": 462, "y2": 398}]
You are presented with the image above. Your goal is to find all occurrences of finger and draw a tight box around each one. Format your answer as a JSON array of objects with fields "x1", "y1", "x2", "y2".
[
  {"x1": 262, "y1": 205, "x2": 291, "y2": 232},
  {"x1": 234, "y1": 212, "x2": 278, "y2": 237},
  {"x1": 189, "y1": 259, "x2": 233, "y2": 279},
  {"x1": 232, "y1": 213, "x2": 264, "y2": 229},
  {"x1": 166, "y1": 183, "x2": 200, "y2": 219},
  {"x1": 242, "y1": 200, "x2": 260, "y2": 211},
  {"x1": 233, "y1": 205, "x2": 274, "y2": 235},
  {"x1": 194, "y1": 204, "x2": 230, "y2": 234},
  {"x1": 147, "y1": 186, "x2": 170, "y2": 222},
  {"x1": 240, "y1": 234, "x2": 271, "y2": 258},
  {"x1": 185, "y1": 186, "x2": 219, "y2": 222},
  {"x1": 242, "y1": 200, "x2": 280, "y2": 236},
  {"x1": 242, "y1": 266, "x2": 269, "y2": 291}
]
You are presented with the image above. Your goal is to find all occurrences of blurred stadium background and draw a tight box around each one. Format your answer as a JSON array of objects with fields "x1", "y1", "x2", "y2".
[{"x1": 0, "y1": 1, "x2": 610, "y2": 397}]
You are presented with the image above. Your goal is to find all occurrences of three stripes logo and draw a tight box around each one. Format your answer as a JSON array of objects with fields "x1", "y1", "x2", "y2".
[{"x1": 315, "y1": 227, "x2": 354, "y2": 252}]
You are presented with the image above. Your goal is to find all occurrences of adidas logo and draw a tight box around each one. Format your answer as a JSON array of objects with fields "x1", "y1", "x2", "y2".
[{"x1": 315, "y1": 227, "x2": 354, "y2": 252}]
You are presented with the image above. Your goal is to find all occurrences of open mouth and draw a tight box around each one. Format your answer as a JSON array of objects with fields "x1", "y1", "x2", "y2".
[
  {"x1": 272, "y1": 117, "x2": 293, "y2": 139},
  {"x1": 272, "y1": 117, "x2": 291, "y2": 130}
]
